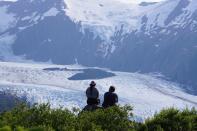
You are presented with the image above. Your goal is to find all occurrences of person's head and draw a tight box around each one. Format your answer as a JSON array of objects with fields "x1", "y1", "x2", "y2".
[
  {"x1": 90, "y1": 81, "x2": 96, "y2": 87},
  {"x1": 109, "y1": 86, "x2": 115, "y2": 93}
]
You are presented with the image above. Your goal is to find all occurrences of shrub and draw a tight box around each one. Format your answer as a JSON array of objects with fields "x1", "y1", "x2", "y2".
[
  {"x1": 0, "y1": 103, "x2": 75, "y2": 130},
  {"x1": 0, "y1": 103, "x2": 197, "y2": 131},
  {"x1": 0, "y1": 103, "x2": 134, "y2": 131},
  {"x1": 28, "y1": 126, "x2": 54, "y2": 131},
  {"x1": 0, "y1": 126, "x2": 12, "y2": 131},
  {"x1": 77, "y1": 105, "x2": 133, "y2": 131},
  {"x1": 141, "y1": 107, "x2": 197, "y2": 131}
]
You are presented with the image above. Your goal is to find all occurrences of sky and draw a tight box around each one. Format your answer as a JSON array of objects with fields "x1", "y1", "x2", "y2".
[
  {"x1": 0, "y1": 0, "x2": 166, "y2": 2},
  {"x1": 135, "y1": 0, "x2": 165, "y2": 2},
  {"x1": 0, "y1": 0, "x2": 17, "y2": 1}
]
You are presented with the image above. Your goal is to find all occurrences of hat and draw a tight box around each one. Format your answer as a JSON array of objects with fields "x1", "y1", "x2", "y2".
[
  {"x1": 109, "y1": 86, "x2": 115, "y2": 92},
  {"x1": 90, "y1": 81, "x2": 96, "y2": 86}
]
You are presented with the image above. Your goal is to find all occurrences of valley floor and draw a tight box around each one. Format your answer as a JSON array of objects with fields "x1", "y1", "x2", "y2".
[{"x1": 0, "y1": 61, "x2": 197, "y2": 120}]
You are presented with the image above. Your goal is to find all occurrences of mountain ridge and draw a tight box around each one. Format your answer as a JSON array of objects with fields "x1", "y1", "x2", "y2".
[{"x1": 0, "y1": 0, "x2": 197, "y2": 93}]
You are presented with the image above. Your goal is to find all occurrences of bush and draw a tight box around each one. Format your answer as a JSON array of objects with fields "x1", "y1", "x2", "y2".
[
  {"x1": 28, "y1": 126, "x2": 54, "y2": 131},
  {"x1": 0, "y1": 103, "x2": 134, "y2": 131},
  {"x1": 0, "y1": 103, "x2": 76, "y2": 130},
  {"x1": 0, "y1": 103, "x2": 196, "y2": 131},
  {"x1": 141, "y1": 107, "x2": 197, "y2": 131},
  {"x1": 0, "y1": 126, "x2": 12, "y2": 131},
  {"x1": 77, "y1": 105, "x2": 133, "y2": 131}
]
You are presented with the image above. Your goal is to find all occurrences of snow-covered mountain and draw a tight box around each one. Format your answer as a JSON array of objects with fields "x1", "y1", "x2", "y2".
[
  {"x1": 0, "y1": 0, "x2": 197, "y2": 93},
  {"x1": 0, "y1": 61, "x2": 197, "y2": 120}
]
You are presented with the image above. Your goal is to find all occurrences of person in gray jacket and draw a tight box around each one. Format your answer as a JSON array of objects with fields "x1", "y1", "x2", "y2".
[{"x1": 86, "y1": 81, "x2": 99, "y2": 105}]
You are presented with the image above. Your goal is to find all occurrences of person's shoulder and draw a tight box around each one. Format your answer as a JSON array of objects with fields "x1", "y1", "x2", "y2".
[
  {"x1": 104, "y1": 92, "x2": 109, "y2": 95},
  {"x1": 86, "y1": 87, "x2": 90, "y2": 91},
  {"x1": 113, "y1": 93, "x2": 118, "y2": 96},
  {"x1": 95, "y1": 87, "x2": 99, "y2": 91}
]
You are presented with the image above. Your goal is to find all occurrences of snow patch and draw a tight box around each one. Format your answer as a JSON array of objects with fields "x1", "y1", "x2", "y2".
[
  {"x1": 43, "y1": 7, "x2": 59, "y2": 18},
  {"x1": 64, "y1": 0, "x2": 145, "y2": 41},
  {"x1": 0, "y1": 6, "x2": 16, "y2": 33},
  {"x1": 145, "y1": 0, "x2": 179, "y2": 31},
  {"x1": 0, "y1": 34, "x2": 16, "y2": 60}
]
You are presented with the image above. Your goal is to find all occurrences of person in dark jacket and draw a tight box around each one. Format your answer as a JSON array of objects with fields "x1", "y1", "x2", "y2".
[
  {"x1": 86, "y1": 81, "x2": 99, "y2": 105},
  {"x1": 102, "y1": 86, "x2": 118, "y2": 108}
]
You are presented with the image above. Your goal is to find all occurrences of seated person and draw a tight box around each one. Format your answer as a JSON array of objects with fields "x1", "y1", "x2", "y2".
[
  {"x1": 102, "y1": 86, "x2": 118, "y2": 108},
  {"x1": 86, "y1": 81, "x2": 99, "y2": 105}
]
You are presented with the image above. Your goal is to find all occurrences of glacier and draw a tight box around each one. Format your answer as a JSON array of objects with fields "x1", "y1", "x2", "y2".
[{"x1": 0, "y1": 61, "x2": 197, "y2": 120}]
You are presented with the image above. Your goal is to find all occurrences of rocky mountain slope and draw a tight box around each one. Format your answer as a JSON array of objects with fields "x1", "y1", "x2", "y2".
[{"x1": 0, "y1": 0, "x2": 197, "y2": 93}]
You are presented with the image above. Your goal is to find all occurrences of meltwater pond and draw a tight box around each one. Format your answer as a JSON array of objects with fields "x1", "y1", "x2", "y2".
[
  {"x1": 68, "y1": 69, "x2": 115, "y2": 80},
  {"x1": 43, "y1": 67, "x2": 115, "y2": 80}
]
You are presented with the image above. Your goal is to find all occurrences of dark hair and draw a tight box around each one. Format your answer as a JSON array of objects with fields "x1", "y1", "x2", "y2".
[
  {"x1": 90, "y1": 81, "x2": 96, "y2": 87},
  {"x1": 109, "y1": 86, "x2": 115, "y2": 92},
  {"x1": 90, "y1": 81, "x2": 96, "y2": 94}
]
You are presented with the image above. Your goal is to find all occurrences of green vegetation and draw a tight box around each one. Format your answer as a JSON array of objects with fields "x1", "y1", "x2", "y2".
[
  {"x1": 141, "y1": 107, "x2": 197, "y2": 131},
  {"x1": 0, "y1": 103, "x2": 196, "y2": 131}
]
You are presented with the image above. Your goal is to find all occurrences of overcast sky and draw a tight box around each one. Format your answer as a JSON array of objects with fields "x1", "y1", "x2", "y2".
[
  {"x1": 0, "y1": 0, "x2": 166, "y2": 2},
  {"x1": 135, "y1": 0, "x2": 165, "y2": 2},
  {"x1": 0, "y1": 0, "x2": 167, "y2": 5}
]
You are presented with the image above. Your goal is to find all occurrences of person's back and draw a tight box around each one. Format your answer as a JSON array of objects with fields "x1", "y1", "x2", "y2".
[
  {"x1": 86, "y1": 81, "x2": 99, "y2": 105},
  {"x1": 102, "y1": 86, "x2": 118, "y2": 108},
  {"x1": 86, "y1": 87, "x2": 99, "y2": 99}
]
